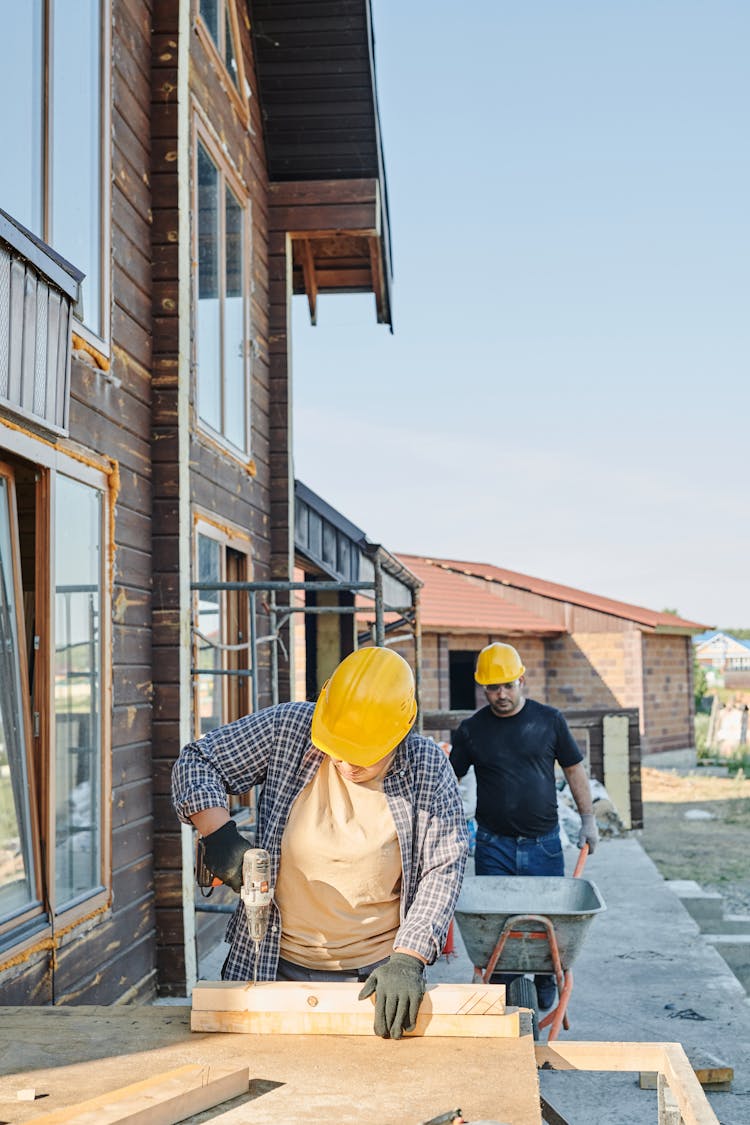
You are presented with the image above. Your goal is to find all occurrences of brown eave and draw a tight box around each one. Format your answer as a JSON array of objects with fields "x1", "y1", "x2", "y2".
[{"x1": 249, "y1": 0, "x2": 392, "y2": 326}]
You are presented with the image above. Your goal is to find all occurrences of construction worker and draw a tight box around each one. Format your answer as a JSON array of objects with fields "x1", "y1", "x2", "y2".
[
  {"x1": 449, "y1": 642, "x2": 598, "y2": 1010},
  {"x1": 172, "y1": 646, "x2": 468, "y2": 1040}
]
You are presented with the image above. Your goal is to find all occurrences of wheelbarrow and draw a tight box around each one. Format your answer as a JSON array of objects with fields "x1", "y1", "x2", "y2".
[{"x1": 454, "y1": 846, "x2": 606, "y2": 1041}]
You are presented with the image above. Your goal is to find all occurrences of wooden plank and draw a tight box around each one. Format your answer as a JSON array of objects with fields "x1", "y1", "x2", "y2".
[
  {"x1": 24, "y1": 1063, "x2": 248, "y2": 1125},
  {"x1": 640, "y1": 1050, "x2": 734, "y2": 1090},
  {"x1": 535, "y1": 1042, "x2": 719, "y2": 1125},
  {"x1": 658, "y1": 1072, "x2": 683, "y2": 1125},
  {"x1": 191, "y1": 981, "x2": 520, "y2": 1038},
  {"x1": 298, "y1": 238, "x2": 317, "y2": 323}
]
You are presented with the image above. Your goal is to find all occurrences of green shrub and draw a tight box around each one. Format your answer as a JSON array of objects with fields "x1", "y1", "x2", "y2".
[
  {"x1": 726, "y1": 747, "x2": 750, "y2": 777},
  {"x1": 694, "y1": 712, "x2": 710, "y2": 756}
]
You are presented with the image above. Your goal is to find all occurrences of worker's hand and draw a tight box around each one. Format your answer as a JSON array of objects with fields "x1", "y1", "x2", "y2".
[
  {"x1": 201, "y1": 820, "x2": 251, "y2": 892},
  {"x1": 358, "y1": 953, "x2": 426, "y2": 1040},
  {"x1": 577, "y1": 812, "x2": 599, "y2": 856}
]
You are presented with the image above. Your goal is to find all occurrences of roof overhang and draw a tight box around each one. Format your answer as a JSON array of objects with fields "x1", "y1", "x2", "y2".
[{"x1": 249, "y1": 0, "x2": 392, "y2": 326}]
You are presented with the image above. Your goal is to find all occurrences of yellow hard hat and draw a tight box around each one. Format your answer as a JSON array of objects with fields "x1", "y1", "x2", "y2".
[
  {"x1": 311, "y1": 648, "x2": 417, "y2": 767},
  {"x1": 475, "y1": 642, "x2": 525, "y2": 685}
]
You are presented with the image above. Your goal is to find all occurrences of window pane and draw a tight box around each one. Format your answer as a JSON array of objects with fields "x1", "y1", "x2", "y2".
[
  {"x1": 51, "y1": 0, "x2": 102, "y2": 337},
  {"x1": 0, "y1": 479, "x2": 37, "y2": 924},
  {"x1": 224, "y1": 187, "x2": 246, "y2": 450},
  {"x1": 197, "y1": 144, "x2": 221, "y2": 432},
  {"x1": 0, "y1": 0, "x2": 43, "y2": 233},
  {"x1": 200, "y1": 0, "x2": 219, "y2": 43},
  {"x1": 55, "y1": 476, "x2": 102, "y2": 909},
  {"x1": 197, "y1": 535, "x2": 222, "y2": 735},
  {"x1": 224, "y1": 3, "x2": 239, "y2": 88}
]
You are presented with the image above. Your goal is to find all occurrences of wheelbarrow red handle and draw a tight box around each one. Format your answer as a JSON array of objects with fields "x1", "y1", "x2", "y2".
[{"x1": 572, "y1": 842, "x2": 589, "y2": 878}]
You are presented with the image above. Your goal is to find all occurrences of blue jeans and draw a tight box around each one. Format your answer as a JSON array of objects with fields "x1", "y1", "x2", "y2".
[
  {"x1": 475, "y1": 824, "x2": 564, "y2": 877},
  {"x1": 475, "y1": 824, "x2": 563, "y2": 1004}
]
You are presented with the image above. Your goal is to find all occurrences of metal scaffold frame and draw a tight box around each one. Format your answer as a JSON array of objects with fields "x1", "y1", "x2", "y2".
[
  {"x1": 185, "y1": 563, "x2": 422, "y2": 983},
  {"x1": 190, "y1": 563, "x2": 422, "y2": 719}
]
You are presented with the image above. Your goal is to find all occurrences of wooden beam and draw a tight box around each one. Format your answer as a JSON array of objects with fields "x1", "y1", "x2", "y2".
[
  {"x1": 368, "y1": 235, "x2": 385, "y2": 323},
  {"x1": 298, "y1": 238, "x2": 318, "y2": 324},
  {"x1": 535, "y1": 1042, "x2": 719, "y2": 1125},
  {"x1": 24, "y1": 1063, "x2": 249, "y2": 1125},
  {"x1": 191, "y1": 980, "x2": 520, "y2": 1038}
]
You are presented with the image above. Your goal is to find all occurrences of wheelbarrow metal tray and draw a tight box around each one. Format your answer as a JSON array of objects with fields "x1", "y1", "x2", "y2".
[{"x1": 455, "y1": 875, "x2": 606, "y2": 973}]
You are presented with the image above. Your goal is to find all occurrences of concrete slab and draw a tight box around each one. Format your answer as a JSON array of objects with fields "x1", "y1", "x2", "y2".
[{"x1": 665, "y1": 879, "x2": 725, "y2": 927}]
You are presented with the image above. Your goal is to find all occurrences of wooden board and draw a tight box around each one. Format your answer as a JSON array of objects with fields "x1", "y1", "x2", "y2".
[
  {"x1": 535, "y1": 1042, "x2": 719, "y2": 1125},
  {"x1": 23, "y1": 1064, "x2": 248, "y2": 1125},
  {"x1": 191, "y1": 980, "x2": 520, "y2": 1037}
]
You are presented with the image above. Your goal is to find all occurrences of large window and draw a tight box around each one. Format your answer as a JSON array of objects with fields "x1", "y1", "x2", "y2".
[
  {"x1": 0, "y1": 0, "x2": 107, "y2": 342},
  {"x1": 193, "y1": 520, "x2": 253, "y2": 822},
  {"x1": 0, "y1": 444, "x2": 108, "y2": 955},
  {"x1": 54, "y1": 475, "x2": 103, "y2": 908},
  {"x1": 195, "y1": 0, "x2": 248, "y2": 118},
  {"x1": 194, "y1": 133, "x2": 251, "y2": 453},
  {"x1": 193, "y1": 522, "x2": 250, "y2": 736}
]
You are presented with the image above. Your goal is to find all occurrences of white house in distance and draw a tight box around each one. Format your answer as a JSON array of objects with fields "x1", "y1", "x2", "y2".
[{"x1": 694, "y1": 631, "x2": 750, "y2": 683}]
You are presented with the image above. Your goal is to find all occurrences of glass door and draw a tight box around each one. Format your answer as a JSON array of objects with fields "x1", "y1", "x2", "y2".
[{"x1": 0, "y1": 468, "x2": 40, "y2": 937}]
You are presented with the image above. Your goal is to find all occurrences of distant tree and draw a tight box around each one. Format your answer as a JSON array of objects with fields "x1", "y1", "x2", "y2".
[
  {"x1": 662, "y1": 608, "x2": 679, "y2": 616},
  {"x1": 693, "y1": 657, "x2": 709, "y2": 711},
  {"x1": 722, "y1": 627, "x2": 750, "y2": 640}
]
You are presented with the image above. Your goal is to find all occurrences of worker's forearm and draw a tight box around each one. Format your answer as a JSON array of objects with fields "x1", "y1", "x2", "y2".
[
  {"x1": 190, "y1": 807, "x2": 231, "y2": 837},
  {"x1": 393, "y1": 946, "x2": 427, "y2": 964},
  {"x1": 563, "y1": 762, "x2": 593, "y2": 816}
]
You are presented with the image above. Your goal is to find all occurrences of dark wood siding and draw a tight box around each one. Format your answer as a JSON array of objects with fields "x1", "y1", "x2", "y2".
[
  {"x1": 25, "y1": 0, "x2": 157, "y2": 1004},
  {"x1": 150, "y1": 0, "x2": 184, "y2": 994},
  {"x1": 151, "y1": 0, "x2": 275, "y2": 995}
]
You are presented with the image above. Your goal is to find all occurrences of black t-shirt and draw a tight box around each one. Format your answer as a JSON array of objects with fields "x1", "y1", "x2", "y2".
[{"x1": 450, "y1": 699, "x2": 583, "y2": 838}]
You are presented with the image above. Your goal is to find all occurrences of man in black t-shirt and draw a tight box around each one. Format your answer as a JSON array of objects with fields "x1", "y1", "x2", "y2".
[{"x1": 450, "y1": 642, "x2": 598, "y2": 1008}]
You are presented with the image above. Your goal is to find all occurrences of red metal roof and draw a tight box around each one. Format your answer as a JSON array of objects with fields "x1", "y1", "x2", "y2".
[
  {"x1": 398, "y1": 554, "x2": 709, "y2": 633},
  {"x1": 398, "y1": 555, "x2": 562, "y2": 635}
]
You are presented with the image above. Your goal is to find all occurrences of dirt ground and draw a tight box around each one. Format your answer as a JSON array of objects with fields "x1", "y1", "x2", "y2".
[{"x1": 639, "y1": 765, "x2": 750, "y2": 915}]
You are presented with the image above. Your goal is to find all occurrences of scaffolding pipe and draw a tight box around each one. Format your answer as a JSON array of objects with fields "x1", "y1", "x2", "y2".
[
  {"x1": 270, "y1": 590, "x2": 279, "y2": 705},
  {"x1": 249, "y1": 590, "x2": 258, "y2": 711},
  {"x1": 413, "y1": 585, "x2": 423, "y2": 733},
  {"x1": 373, "y1": 555, "x2": 385, "y2": 647},
  {"x1": 193, "y1": 580, "x2": 378, "y2": 593}
]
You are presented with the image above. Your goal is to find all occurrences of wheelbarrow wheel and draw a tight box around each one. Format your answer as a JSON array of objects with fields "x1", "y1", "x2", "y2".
[{"x1": 507, "y1": 976, "x2": 539, "y2": 1040}]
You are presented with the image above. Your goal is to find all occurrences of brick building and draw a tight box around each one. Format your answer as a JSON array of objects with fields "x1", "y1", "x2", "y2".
[{"x1": 395, "y1": 555, "x2": 709, "y2": 756}]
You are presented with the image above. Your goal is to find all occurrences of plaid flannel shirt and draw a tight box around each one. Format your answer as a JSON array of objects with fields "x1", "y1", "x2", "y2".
[{"x1": 172, "y1": 701, "x2": 468, "y2": 981}]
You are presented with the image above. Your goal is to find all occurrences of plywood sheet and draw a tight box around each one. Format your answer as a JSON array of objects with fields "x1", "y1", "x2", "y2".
[{"x1": 0, "y1": 1006, "x2": 542, "y2": 1125}]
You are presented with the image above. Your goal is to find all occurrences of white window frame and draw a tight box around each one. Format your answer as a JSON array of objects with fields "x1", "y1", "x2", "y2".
[
  {"x1": 0, "y1": 0, "x2": 112, "y2": 356},
  {"x1": 191, "y1": 111, "x2": 253, "y2": 459}
]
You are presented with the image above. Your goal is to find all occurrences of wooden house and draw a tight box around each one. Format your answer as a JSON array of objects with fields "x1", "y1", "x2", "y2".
[{"x1": 0, "y1": 0, "x2": 392, "y2": 1003}]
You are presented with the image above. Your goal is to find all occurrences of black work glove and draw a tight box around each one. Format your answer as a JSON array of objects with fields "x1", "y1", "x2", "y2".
[
  {"x1": 201, "y1": 820, "x2": 250, "y2": 893},
  {"x1": 358, "y1": 953, "x2": 426, "y2": 1040}
]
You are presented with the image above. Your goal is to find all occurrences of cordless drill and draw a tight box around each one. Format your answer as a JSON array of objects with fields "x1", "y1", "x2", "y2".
[{"x1": 240, "y1": 847, "x2": 274, "y2": 985}]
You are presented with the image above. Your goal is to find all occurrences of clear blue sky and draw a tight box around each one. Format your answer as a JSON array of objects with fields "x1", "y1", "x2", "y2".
[{"x1": 291, "y1": 1, "x2": 750, "y2": 629}]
